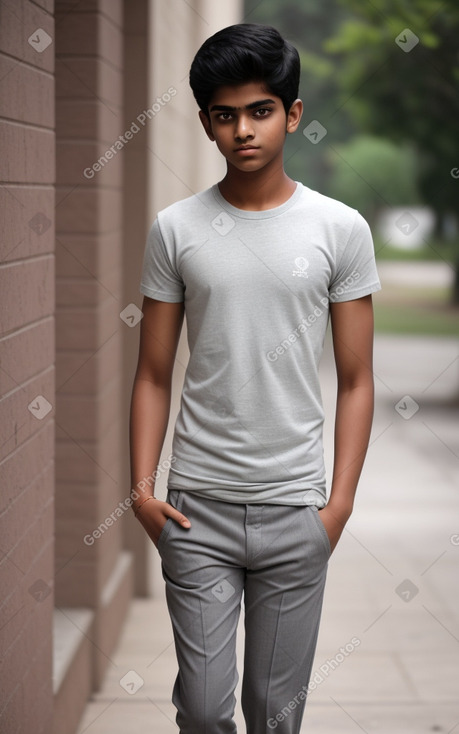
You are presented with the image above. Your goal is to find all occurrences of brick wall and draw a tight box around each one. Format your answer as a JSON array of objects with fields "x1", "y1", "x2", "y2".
[{"x1": 0, "y1": 1, "x2": 55, "y2": 732}]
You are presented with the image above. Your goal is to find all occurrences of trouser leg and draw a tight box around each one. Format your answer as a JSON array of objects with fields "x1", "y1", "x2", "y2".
[
  {"x1": 241, "y1": 503, "x2": 331, "y2": 734},
  {"x1": 158, "y1": 490, "x2": 246, "y2": 734}
]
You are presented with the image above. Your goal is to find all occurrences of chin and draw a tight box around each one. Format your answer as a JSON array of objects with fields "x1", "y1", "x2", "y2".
[{"x1": 231, "y1": 158, "x2": 266, "y2": 172}]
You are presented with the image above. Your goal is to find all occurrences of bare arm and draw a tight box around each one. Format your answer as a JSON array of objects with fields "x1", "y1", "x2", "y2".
[
  {"x1": 318, "y1": 294, "x2": 375, "y2": 552},
  {"x1": 129, "y1": 296, "x2": 190, "y2": 545}
]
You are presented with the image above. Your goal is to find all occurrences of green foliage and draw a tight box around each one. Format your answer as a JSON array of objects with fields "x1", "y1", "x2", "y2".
[
  {"x1": 326, "y1": 0, "x2": 459, "y2": 217},
  {"x1": 327, "y1": 135, "x2": 421, "y2": 225}
]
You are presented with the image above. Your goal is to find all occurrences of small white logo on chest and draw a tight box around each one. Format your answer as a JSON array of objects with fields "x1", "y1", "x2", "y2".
[{"x1": 292, "y1": 257, "x2": 309, "y2": 278}]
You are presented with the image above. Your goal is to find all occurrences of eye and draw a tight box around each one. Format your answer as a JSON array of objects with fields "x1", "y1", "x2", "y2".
[
  {"x1": 254, "y1": 107, "x2": 272, "y2": 117},
  {"x1": 217, "y1": 112, "x2": 233, "y2": 121}
]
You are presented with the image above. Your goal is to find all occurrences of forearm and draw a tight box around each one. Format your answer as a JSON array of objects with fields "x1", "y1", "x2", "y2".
[
  {"x1": 328, "y1": 379, "x2": 374, "y2": 519},
  {"x1": 129, "y1": 377, "x2": 172, "y2": 509}
]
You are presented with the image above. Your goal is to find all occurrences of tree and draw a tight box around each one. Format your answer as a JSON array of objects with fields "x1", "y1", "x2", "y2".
[{"x1": 327, "y1": 135, "x2": 421, "y2": 230}]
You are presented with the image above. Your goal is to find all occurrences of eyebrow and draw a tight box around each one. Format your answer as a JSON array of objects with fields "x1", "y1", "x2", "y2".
[{"x1": 209, "y1": 98, "x2": 276, "y2": 113}]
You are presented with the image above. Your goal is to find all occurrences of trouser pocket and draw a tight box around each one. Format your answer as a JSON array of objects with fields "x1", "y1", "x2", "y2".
[{"x1": 309, "y1": 505, "x2": 332, "y2": 558}]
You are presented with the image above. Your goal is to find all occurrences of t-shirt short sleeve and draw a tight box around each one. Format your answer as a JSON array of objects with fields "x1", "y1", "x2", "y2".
[
  {"x1": 139, "y1": 218, "x2": 184, "y2": 302},
  {"x1": 328, "y1": 210, "x2": 381, "y2": 302}
]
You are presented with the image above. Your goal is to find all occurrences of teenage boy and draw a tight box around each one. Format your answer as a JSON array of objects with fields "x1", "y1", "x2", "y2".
[{"x1": 130, "y1": 23, "x2": 380, "y2": 734}]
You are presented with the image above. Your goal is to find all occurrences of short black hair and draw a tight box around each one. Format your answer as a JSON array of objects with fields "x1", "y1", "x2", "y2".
[{"x1": 189, "y1": 23, "x2": 300, "y2": 118}]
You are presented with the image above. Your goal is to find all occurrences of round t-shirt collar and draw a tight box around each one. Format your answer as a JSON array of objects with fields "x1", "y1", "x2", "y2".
[{"x1": 211, "y1": 181, "x2": 304, "y2": 220}]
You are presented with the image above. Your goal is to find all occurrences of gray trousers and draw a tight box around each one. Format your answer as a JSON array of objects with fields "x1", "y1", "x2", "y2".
[{"x1": 157, "y1": 489, "x2": 331, "y2": 734}]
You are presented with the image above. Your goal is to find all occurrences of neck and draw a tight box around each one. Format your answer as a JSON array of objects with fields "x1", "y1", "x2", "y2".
[{"x1": 217, "y1": 157, "x2": 296, "y2": 211}]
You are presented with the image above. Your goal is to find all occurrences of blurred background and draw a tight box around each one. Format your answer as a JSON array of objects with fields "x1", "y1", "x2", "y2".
[{"x1": 0, "y1": 1, "x2": 458, "y2": 733}]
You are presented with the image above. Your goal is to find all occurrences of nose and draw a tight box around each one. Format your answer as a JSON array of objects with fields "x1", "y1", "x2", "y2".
[{"x1": 234, "y1": 113, "x2": 254, "y2": 141}]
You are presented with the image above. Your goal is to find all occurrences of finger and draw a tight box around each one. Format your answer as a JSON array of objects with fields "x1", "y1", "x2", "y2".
[{"x1": 170, "y1": 509, "x2": 191, "y2": 528}]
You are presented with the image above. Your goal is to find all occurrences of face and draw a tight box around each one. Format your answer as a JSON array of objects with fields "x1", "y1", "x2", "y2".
[{"x1": 199, "y1": 81, "x2": 302, "y2": 173}]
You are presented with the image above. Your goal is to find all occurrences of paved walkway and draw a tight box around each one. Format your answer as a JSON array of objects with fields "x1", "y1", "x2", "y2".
[{"x1": 76, "y1": 333, "x2": 459, "y2": 733}]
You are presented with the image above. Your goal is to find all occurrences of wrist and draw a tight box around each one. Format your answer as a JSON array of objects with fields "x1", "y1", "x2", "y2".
[
  {"x1": 131, "y1": 494, "x2": 156, "y2": 516},
  {"x1": 325, "y1": 497, "x2": 354, "y2": 523}
]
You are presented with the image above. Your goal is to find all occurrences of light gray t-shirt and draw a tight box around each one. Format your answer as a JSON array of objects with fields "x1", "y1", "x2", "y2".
[{"x1": 140, "y1": 181, "x2": 381, "y2": 506}]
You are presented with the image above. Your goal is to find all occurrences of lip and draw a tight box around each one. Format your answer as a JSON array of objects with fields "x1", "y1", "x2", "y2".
[{"x1": 234, "y1": 146, "x2": 260, "y2": 154}]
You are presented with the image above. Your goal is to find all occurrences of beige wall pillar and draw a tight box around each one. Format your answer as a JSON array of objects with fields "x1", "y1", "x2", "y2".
[
  {"x1": 53, "y1": 1, "x2": 133, "y2": 729},
  {"x1": 121, "y1": 0, "x2": 151, "y2": 596}
]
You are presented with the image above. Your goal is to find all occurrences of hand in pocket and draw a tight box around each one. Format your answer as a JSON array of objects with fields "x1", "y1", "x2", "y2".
[
  {"x1": 317, "y1": 505, "x2": 349, "y2": 554},
  {"x1": 135, "y1": 498, "x2": 191, "y2": 548}
]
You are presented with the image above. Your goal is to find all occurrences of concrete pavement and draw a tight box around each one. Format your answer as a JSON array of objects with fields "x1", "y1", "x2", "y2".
[{"x1": 76, "y1": 332, "x2": 459, "y2": 733}]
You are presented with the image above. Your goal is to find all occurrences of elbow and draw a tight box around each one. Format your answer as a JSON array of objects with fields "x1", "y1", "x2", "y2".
[{"x1": 337, "y1": 370, "x2": 374, "y2": 395}]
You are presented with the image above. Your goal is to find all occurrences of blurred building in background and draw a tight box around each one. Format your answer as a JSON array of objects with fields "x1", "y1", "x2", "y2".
[{"x1": 0, "y1": 1, "x2": 242, "y2": 732}]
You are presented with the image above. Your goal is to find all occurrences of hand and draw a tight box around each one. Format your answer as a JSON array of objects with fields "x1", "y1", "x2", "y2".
[
  {"x1": 134, "y1": 498, "x2": 191, "y2": 548},
  {"x1": 317, "y1": 504, "x2": 351, "y2": 554}
]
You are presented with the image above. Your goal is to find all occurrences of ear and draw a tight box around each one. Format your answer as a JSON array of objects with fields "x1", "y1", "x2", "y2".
[
  {"x1": 286, "y1": 99, "x2": 303, "y2": 134},
  {"x1": 198, "y1": 110, "x2": 215, "y2": 141}
]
